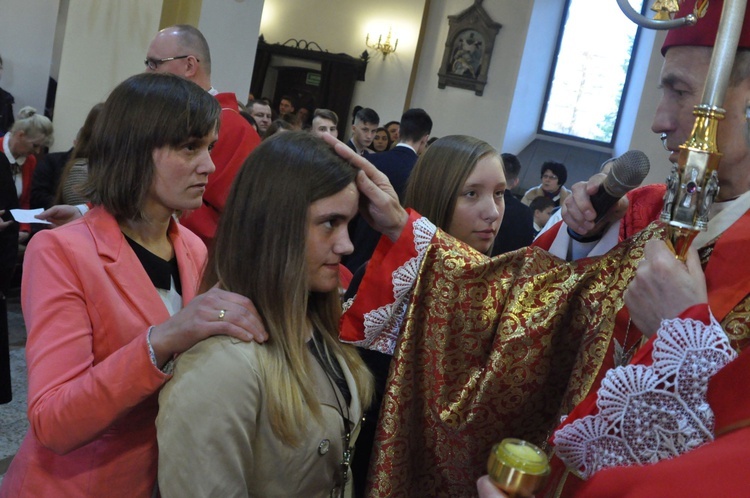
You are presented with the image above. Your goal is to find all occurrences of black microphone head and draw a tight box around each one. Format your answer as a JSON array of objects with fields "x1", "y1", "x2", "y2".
[{"x1": 602, "y1": 150, "x2": 650, "y2": 197}]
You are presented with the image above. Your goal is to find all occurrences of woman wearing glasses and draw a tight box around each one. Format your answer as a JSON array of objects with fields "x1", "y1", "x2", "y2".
[
  {"x1": 520, "y1": 160, "x2": 570, "y2": 207},
  {"x1": 0, "y1": 73, "x2": 266, "y2": 498}
]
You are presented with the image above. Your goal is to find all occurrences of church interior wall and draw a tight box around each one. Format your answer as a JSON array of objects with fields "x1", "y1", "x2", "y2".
[
  {"x1": 258, "y1": 0, "x2": 427, "y2": 128},
  {"x1": 0, "y1": 0, "x2": 61, "y2": 122},
  {"x1": 198, "y1": 0, "x2": 264, "y2": 104},
  {"x1": 409, "y1": 0, "x2": 535, "y2": 152},
  {"x1": 52, "y1": 0, "x2": 164, "y2": 151},
  {"x1": 0, "y1": 0, "x2": 679, "y2": 187}
]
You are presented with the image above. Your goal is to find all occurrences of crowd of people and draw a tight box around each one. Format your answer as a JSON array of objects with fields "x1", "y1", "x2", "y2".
[{"x1": 1, "y1": 1, "x2": 749, "y2": 496}]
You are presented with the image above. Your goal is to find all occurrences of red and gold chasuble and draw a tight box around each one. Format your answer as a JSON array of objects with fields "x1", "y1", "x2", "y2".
[
  {"x1": 341, "y1": 192, "x2": 750, "y2": 497},
  {"x1": 342, "y1": 210, "x2": 664, "y2": 497}
]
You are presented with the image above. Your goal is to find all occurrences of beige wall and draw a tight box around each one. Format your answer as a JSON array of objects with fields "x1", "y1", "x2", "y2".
[
  {"x1": 52, "y1": 0, "x2": 163, "y2": 151},
  {"x1": 409, "y1": 0, "x2": 535, "y2": 149},
  {"x1": 160, "y1": 0, "x2": 203, "y2": 29},
  {"x1": 0, "y1": 0, "x2": 61, "y2": 119},
  {"x1": 198, "y1": 0, "x2": 264, "y2": 101},
  {"x1": 259, "y1": 0, "x2": 427, "y2": 126}
]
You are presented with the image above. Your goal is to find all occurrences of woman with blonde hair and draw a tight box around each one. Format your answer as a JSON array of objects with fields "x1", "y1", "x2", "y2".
[
  {"x1": 404, "y1": 135, "x2": 505, "y2": 255},
  {"x1": 158, "y1": 132, "x2": 376, "y2": 497},
  {"x1": 350, "y1": 134, "x2": 506, "y2": 496}
]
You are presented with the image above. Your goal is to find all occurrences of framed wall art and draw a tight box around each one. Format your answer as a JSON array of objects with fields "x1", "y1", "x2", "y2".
[{"x1": 437, "y1": 0, "x2": 502, "y2": 96}]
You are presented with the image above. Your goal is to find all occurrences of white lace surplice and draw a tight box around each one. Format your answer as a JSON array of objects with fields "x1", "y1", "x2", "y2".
[
  {"x1": 554, "y1": 315, "x2": 736, "y2": 479},
  {"x1": 342, "y1": 217, "x2": 436, "y2": 355}
]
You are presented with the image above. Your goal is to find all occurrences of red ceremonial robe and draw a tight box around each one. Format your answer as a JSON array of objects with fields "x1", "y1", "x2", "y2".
[
  {"x1": 180, "y1": 92, "x2": 260, "y2": 246},
  {"x1": 539, "y1": 186, "x2": 750, "y2": 497},
  {"x1": 576, "y1": 342, "x2": 750, "y2": 497}
]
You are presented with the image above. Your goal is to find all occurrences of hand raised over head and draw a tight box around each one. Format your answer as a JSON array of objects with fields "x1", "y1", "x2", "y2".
[{"x1": 322, "y1": 133, "x2": 408, "y2": 241}]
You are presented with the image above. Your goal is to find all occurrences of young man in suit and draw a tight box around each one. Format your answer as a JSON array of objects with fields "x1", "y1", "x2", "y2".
[
  {"x1": 343, "y1": 108, "x2": 432, "y2": 273},
  {"x1": 347, "y1": 107, "x2": 379, "y2": 155}
]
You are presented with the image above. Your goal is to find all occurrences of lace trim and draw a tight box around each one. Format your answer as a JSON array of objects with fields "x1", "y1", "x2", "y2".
[
  {"x1": 356, "y1": 217, "x2": 436, "y2": 354},
  {"x1": 554, "y1": 314, "x2": 736, "y2": 479},
  {"x1": 342, "y1": 297, "x2": 355, "y2": 313}
]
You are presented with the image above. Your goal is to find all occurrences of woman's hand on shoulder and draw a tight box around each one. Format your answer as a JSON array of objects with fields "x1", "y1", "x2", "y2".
[{"x1": 148, "y1": 285, "x2": 268, "y2": 366}]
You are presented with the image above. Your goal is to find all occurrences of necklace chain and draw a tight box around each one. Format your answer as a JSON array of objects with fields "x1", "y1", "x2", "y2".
[
  {"x1": 613, "y1": 318, "x2": 640, "y2": 368},
  {"x1": 312, "y1": 335, "x2": 354, "y2": 497}
]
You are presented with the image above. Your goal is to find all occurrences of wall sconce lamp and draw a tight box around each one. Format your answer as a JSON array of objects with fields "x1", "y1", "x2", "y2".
[{"x1": 366, "y1": 27, "x2": 398, "y2": 59}]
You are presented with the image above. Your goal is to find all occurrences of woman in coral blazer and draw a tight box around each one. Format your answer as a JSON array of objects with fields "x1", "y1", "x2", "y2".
[{"x1": 0, "y1": 73, "x2": 266, "y2": 498}]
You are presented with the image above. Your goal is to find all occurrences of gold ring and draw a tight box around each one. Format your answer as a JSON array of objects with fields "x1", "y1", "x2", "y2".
[{"x1": 218, "y1": 309, "x2": 226, "y2": 321}]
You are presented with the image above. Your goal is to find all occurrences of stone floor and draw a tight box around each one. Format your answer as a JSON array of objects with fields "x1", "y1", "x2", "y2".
[{"x1": 0, "y1": 294, "x2": 29, "y2": 485}]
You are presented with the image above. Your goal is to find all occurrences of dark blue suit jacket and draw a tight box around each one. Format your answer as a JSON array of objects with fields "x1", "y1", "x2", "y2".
[
  {"x1": 343, "y1": 145, "x2": 418, "y2": 273},
  {"x1": 491, "y1": 190, "x2": 535, "y2": 256},
  {"x1": 367, "y1": 145, "x2": 418, "y2": 200}
]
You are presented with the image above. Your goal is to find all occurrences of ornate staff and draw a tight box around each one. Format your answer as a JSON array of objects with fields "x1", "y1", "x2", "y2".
[{"x1": 618, "y1": 0, "x2": 748, "y2": 260}]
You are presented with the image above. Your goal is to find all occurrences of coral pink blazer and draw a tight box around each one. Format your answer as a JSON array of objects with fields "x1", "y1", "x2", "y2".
[{"x1": 0, "y1": 207, "x2": 206, "y2": 497}]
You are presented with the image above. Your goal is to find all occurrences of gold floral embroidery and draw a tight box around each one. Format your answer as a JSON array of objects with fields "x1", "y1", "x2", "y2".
[{"x1": 367, "y1": 224, "x2": 665, "y2": 497}]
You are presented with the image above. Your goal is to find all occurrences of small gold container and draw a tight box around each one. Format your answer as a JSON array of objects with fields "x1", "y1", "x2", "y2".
[{"x1": 487, "y1": 438, "x2": 550, "y2": 497}]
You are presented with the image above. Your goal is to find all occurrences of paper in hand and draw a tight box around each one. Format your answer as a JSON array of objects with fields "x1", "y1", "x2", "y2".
[{"x1": 10, "y1": 208, "x2": 53, "y2": 225}]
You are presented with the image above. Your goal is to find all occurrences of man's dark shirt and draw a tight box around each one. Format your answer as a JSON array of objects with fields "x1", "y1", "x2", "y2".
[{"x1": 491, "y1": 190, "x2": 534, "y2": 256}]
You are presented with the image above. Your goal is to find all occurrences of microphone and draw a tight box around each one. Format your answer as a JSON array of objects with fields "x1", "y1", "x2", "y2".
[{"x1": 590, "y1": 150, "x2": 650, "y2": 223}]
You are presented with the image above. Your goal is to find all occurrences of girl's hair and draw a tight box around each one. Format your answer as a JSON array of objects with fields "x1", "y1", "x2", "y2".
[
  {"x1": 201, "y1": 131, "x2": 373, "y2": 446},
  {"x1": 404, "y1": 135, "x2": 498, "y2": 231},
  {"x1": 263, "y1": 118, "x2": 293, "y2": 139},
  {"x1": 83, "y1": 72, "x2": 220, "y2": 221},
  {"x1": 371, "y1": 126, "x2": 392, "y2": 152},
  {"x1": 10, "y1": 106, "x2": 54, "y2": 148},
  {"x1": 55, "y1": 103, "x2": 104, "y2": 204}
]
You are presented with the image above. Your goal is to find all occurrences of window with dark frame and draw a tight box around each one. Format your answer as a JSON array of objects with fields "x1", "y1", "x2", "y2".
[{"x1": 539, "y1": 0, "x2": 647, "y2": 146}]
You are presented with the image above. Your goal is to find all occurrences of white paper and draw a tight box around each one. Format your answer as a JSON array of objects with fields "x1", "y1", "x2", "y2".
[{"x1": 10, "y1": 208, "x2": 52, "y2": 225}]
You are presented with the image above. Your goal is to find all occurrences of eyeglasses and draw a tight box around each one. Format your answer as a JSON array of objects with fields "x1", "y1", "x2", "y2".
[
  {"x1": 542, "y1": 174, "x2": 558, "y2": 181},
  {"x1": 144, "y1": 55, "x2": 197, "y2": 70}
]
